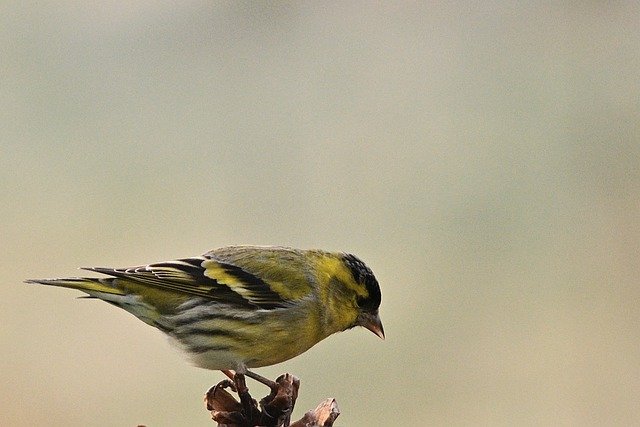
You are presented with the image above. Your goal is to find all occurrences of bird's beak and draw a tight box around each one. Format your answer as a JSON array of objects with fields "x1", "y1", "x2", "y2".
[{"x1": 360, "y1": 311, "x2": 385, "y2": 340}]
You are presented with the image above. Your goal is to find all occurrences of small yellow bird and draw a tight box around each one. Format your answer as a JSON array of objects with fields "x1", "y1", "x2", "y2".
[{"x1": 26, "y1": 245, "x2": 384, "y2": 376}]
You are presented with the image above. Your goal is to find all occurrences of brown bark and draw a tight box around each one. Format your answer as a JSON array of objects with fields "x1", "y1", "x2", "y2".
[{"x1": 205, "y1": 373, "x2": 340, "y2": 427}]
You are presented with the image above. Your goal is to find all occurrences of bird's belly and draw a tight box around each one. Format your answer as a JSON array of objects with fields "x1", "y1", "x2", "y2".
[{"x1": 164, "y1": 303, "x2": 324, "y2": 371}]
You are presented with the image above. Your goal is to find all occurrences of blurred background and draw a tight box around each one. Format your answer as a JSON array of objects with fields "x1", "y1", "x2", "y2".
[{"x1": 2, "y1": 2, "x2": 639, "y2": 426}]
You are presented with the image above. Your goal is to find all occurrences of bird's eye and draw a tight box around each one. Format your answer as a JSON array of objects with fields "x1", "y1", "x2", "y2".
[
  {"x1": 356, "y1": 275, "x2": 381, "y2": 312},
  {"x1": 343, "y1": 253, "x2": 381, "y2": 312}
]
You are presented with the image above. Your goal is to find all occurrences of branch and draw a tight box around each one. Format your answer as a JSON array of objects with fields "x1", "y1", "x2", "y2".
[{"x1": 205, "y1": 373, "x2": 340, "y2": 427}]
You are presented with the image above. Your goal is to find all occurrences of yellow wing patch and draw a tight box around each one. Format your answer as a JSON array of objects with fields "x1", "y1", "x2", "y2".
[
  {"x1": 203, "y1": 261, "x2": 255, "y2": 300},
  {"x1": 201, "y1": 259, "x2": 290, "y2": 308}
]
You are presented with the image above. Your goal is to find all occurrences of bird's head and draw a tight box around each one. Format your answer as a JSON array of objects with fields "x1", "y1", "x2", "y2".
[{"x1": 341, "y1": 253, "x2": 385, "y2": 340}]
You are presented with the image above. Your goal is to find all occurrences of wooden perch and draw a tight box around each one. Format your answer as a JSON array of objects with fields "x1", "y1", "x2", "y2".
[
  {"x1": 289, "y1": 398, "x2": 340, "y2": 427},
  {"x1": 205, "y1": 373, "x2": 340, "y2": 427}
]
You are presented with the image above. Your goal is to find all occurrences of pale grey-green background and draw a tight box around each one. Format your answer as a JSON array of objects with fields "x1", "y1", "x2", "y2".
[{"x1": 2, "y1": 2, "x2": 639, "y2": 426}]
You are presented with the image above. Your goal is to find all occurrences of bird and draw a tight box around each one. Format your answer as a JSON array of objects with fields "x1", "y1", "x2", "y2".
[{"x1": 26, "y1": 245, "x2": 384, "y2": 392}]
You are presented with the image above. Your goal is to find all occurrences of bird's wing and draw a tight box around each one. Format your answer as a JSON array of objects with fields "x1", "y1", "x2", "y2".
[
  {"x1": 84, "y1": 254, "x2": 296, "y2": 310},
  {"x1": 203, "y1": 246, "x2": 316, "y2": 301}
]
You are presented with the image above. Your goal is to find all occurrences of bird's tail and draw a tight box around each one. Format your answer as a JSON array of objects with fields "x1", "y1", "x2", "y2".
[
  {"x1": 25, "y1": 276, "x2": 163, "y2": 328},
  {"x1": 24, "y1": 277, "x2": 125, "y2": 298}
]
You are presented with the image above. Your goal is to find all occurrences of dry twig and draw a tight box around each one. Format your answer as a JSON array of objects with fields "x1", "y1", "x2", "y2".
[{"x1": 205, "y1": 373, "x2": 340, "y2": 427}]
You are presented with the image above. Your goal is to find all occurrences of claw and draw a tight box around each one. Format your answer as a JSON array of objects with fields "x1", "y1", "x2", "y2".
[
  {"x1": 207, "y1": 370, "x2": 301, "y2": 426},
  {"x1": 218, "y1": 379, "x2": 237, "y2": 393}
]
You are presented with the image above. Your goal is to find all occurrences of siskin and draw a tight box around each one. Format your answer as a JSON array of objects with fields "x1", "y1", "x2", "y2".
[{"x1": 26, "y1": 245, "x2": 384, "y2": 375}]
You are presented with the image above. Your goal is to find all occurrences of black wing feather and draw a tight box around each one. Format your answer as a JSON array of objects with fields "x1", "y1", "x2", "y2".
[{"x1": 83, "y1": 256, "x2": 287, "y2": 310}]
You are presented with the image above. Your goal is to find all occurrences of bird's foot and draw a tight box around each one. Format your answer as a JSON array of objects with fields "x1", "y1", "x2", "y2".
[{"x1": 206, "y1": 371, "x2": 304, "y2": 427}]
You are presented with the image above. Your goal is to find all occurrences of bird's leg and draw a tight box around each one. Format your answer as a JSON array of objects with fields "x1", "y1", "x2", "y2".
[
  {"x1": 222, "y1": 369, "x2": 236, "y2": 381},
  {"x1": 208, "y1": 370, "x2": 237, "y2": 405},
  {"x1": 245, "y1": 369, "x2": 279, "y2": 395},
  {"x1": 217, "y1": 370, "x2": 258, "y2": 425}
]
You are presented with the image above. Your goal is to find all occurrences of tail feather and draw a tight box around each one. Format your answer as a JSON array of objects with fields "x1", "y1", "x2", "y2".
[
  {"x1": 24, "y1": 277, "x2": 125, "y2": 297},
  {"x1": 25, "y1": 277, "x2": 160, "y2": 327}
]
